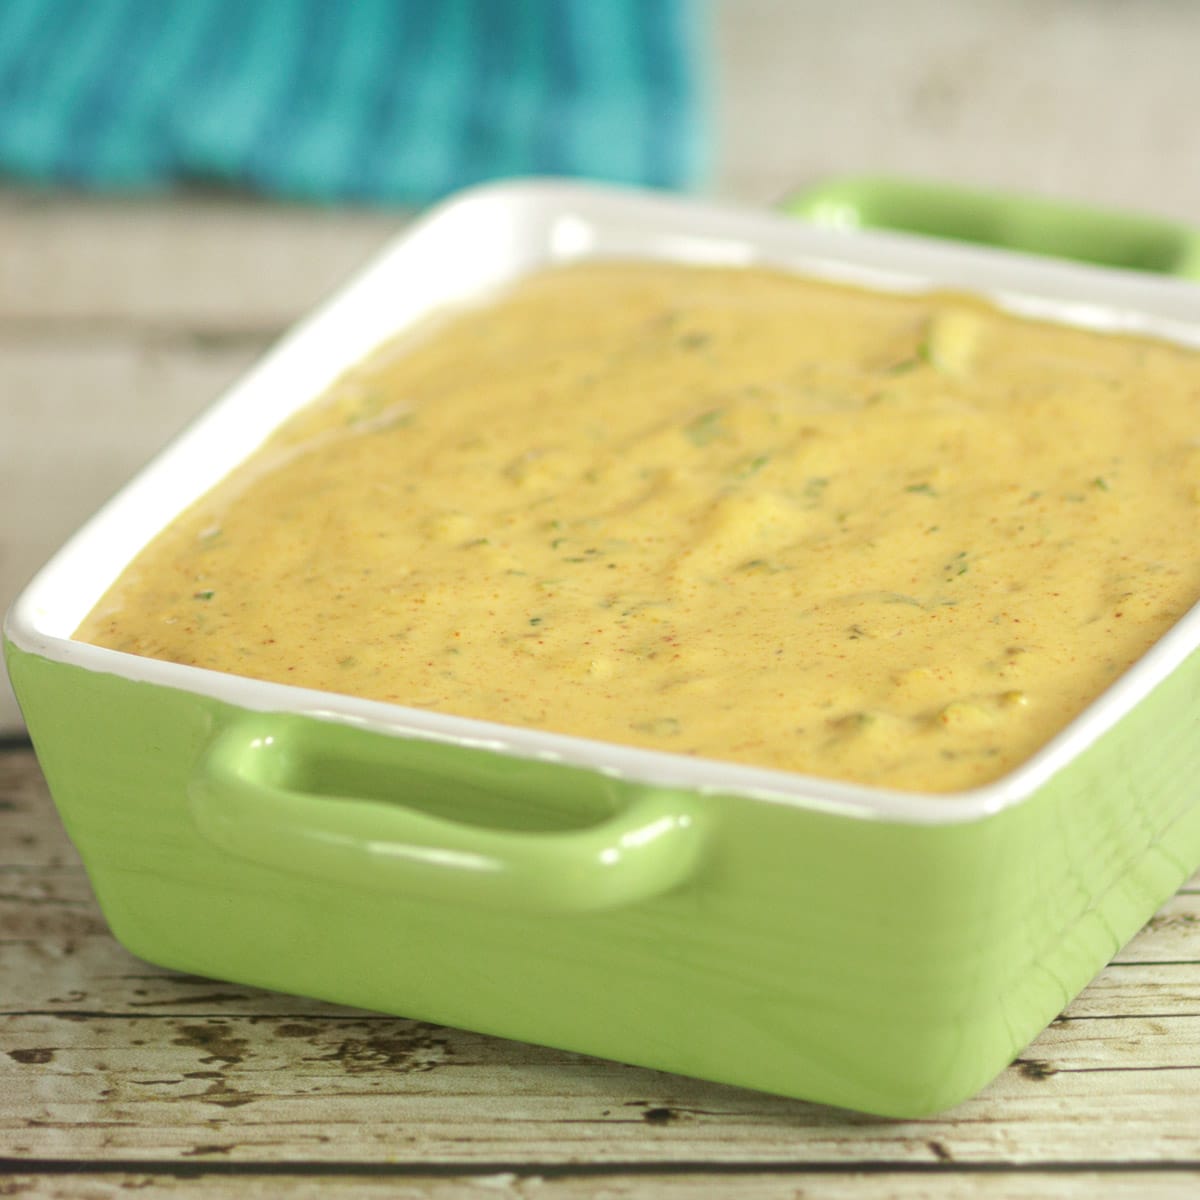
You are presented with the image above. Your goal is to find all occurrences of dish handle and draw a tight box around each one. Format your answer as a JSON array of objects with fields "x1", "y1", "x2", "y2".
[
  {"x1": 782, "y1": 175, "x2": 1200, "y2": 279},
  {"x1": 188, "y1": 715, "x2": 708, "y2": 914}
]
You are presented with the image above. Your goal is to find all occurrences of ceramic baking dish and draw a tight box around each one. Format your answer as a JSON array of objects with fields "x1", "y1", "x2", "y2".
[{"x1": 7, "y1": 181, "x2": 1200, "y2": 1118}]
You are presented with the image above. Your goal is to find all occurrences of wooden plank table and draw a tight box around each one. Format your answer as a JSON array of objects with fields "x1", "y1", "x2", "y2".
[{"x1": 3, "y1": 742, "x2": 1200, "y2": 1197}]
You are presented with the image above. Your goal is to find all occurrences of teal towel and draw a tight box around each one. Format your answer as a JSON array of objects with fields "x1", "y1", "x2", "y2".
[{"x1": 0, "y1": 0, "x2": 709, "y2": 203}]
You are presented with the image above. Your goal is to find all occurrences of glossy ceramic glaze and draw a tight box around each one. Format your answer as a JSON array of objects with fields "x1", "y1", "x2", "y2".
[
  {"x1": 786, "y1": 175, "x2": 1200, "y2": 280},
  {"x1": 7, "y1": 181, "x2": 1200, "y2": 1115}
]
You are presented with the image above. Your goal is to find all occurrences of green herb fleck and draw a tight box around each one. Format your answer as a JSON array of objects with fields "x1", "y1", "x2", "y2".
[
  {"x1": 529, "y1": 616, "x2": 543, "y2": 627},
  {"x1": 631, "y1": 716, "x2": 682, "y2": 737},
  {"x1": 193, "y1": 590, "x2": 215, "y2": 601},
  {"x1": 882, "y1": 593, "x2": 925, "y2": 607},
  {"x1": 944, "y1": 550, "x2": 969, "y2": 579},
  {"x1": 685, "y1": 408, "x2": 724, "y2": 446},
  {"x1": 905, "y1": 482, "x2": 938, "y2": 496},
  {"x1": 803, "y1": 476, "x2": 830, "y2": 504},
  {"x1": 735, "y1": 453, "x2": 771, "y2": 479},
  {"x1": 338, "y1": 655, "x2": 357, "y2": 668},
  {"x1": 679, "y1": 331, "x2": 712, "y2": 350},
  {"x1": 1093, "y1": 476, "x2": 1111, "y2": 491},
  {"x1": 832, "y1": 711, "x2": 877, "y2": 734}
]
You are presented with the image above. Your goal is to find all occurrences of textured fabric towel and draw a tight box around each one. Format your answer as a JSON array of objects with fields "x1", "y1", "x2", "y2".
[{"x1": 0, "y1": 0, "x2": 709, "y2": 203}]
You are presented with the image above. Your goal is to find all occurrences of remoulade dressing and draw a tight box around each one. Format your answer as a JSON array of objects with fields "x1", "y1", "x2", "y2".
[{"x1": 76, "y1": 262, "x2": 1200, "y2": 792}]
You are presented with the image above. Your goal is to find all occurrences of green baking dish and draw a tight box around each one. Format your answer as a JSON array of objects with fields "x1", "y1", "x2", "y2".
[{"x1": 7, "y1": 181, "x2": 1200, "y2": 1118}]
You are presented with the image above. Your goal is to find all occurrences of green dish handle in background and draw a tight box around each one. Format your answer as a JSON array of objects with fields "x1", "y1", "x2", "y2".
[
  {"x1": 782, "y1": 176, "x2": 1200, "y2": 279},
  {"x1": 189, "y1": 714, "x2": 708, "y2": 914}
]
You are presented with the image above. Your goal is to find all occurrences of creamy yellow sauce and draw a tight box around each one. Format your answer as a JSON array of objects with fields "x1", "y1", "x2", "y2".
[{"x1": 76, "y1": 262, "x2": 1200, "y2": 792}]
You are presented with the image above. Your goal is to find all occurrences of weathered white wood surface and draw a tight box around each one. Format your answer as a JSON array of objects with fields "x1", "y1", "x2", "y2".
[
  {"x1": 1, "y1": 1178, "x2": 1200, "y2": 1200},
  {"x1": 718, "y1": 0, "x2": 1200, "y2": 215},
  {"x1": 3, "y1": 747, "x2": 1200, "y2": 1197}
]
